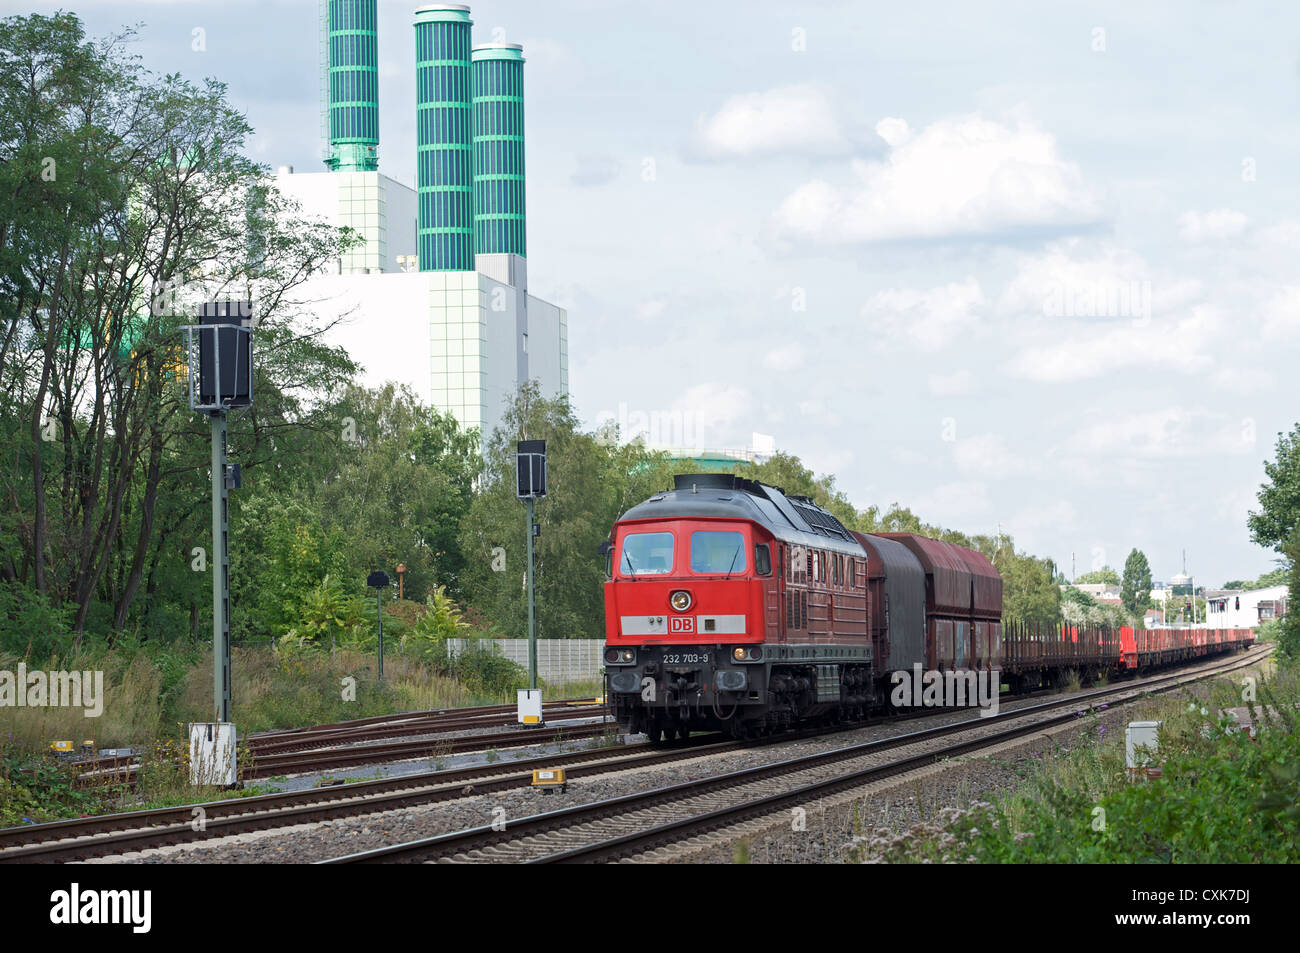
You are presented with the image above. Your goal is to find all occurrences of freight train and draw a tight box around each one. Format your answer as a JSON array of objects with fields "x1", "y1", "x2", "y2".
[{"x1": 601, "y1": 474, "x2": 1254, "y2": 740}]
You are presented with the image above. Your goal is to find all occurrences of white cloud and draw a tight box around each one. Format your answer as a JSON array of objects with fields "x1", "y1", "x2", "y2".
[
  {"x1": 928, "y1": 369, "x2": 973, "y2": 397},
  {"x1": 673, "y1": 382, "x2": 751, "y2": 444},
  {"x1": 763, "y1": 344, "x2": 805, "y2": 371},
  {"x1": 861, "y1": 277, "x2": 984, "y2": 351},
  {"x1": 636, "y1": 299, "x2": 667, "y2": 320},
  {"x1": 571, "y1": 154, "x2": 621, "y2": 187},
  {"x1": 1210, "y1": 366, "x2": 1274, "y2": 393},
  {"x1": 952, "y1": 433, "x2": 1031, "y2": 478},
  {"x1": 1064, "y1": 408, "x2": 1252, "y2": 459},
  {"x1": 1258, "y1": 220, "x2": 1300, "y2": 247},
  {"x1": 772, "y1": 113, "x2": 1103, "y2": 244},
  {"x1": 909, "y1": 482, "x2": 992, "y2": 522},
  {"x1": 1178, "y1": 208, "x2": 1248, "y2": 242},
  {"x1": 689, "y1": 85, "x2": 852, "y2": 160},
  {"x1": 1008, "y1": 500, "x2": 1079, "y2": 537},
  {"x1": 998, "y1": 240, "x2": 1201, "y2": 321},
  {"x1": 1262, "y1": 287, "x2": 1300, "y2": 341},
  {"x1": 890, "y1": 446, "x2": 929, "y2": 465},
  {"x1": 875, "y1": 117, "x2": 912, "y2": 148},
  {"x1": 1006, "y1": 304, "x2": 1222, "y2": 382}
]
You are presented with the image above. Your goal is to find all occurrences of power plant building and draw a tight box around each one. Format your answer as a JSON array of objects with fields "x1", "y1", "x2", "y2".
[{"x1": 274, "y1": 1, "x2": 568, "y2": 444}]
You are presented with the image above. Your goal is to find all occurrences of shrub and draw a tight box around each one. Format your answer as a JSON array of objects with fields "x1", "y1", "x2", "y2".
[{"x1": 847, "y1": 666, "x2": 1300, "y2": 863}]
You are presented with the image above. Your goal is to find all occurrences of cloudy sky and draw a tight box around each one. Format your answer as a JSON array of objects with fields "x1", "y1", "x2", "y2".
[{"x1": 33, "y1": 0, "x2": 1300, "y2": 585}]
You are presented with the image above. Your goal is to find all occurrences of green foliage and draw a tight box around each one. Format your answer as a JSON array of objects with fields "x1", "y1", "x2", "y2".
[
  {"x1": 993, "y1": 546, "x2": 1062, "y2": 626},
  {"x1": 0, "y1": 744, "x2": 109, "y2": 826},
  {"x1": 447, "y1": 641, "x2": 528, "y2": 696},
  {"x1": 405, "y1": 587, "x2": 470, "y2": 645},
  {"x1": 460, "y1": 383, "x2": 680, "y2": 640},
  {"x1": 1276, "y1": 527, "x2": 1300, "y2": 662},
  {"x1": 853, "y1": 670, "x2": 1300, "y2": 863},
  {"x1": 0, "y1": 583, "x2": 72, "y2": 658},
  {"x1": 726, "y1": 452, "x2": 865, "y2": 530},
  {"x1": 1249, "y1": 423, "x2": 1300, "y2": 553},
  {"x1": 0, "y1": 10, "x2": 359, "y2": 649},
  {"x1": 1120, "y1": 549, "x2": 1152, "y2": 614},
  {"x1": 284, "y1": 574, "x2": 366, "y2": 650},
  {"x1": 1060, "y1": 585, "x2": 1129, "y2": 627},
  {"x1": 1074, "y1": 567, "x2": 1121, "y2": 585}
]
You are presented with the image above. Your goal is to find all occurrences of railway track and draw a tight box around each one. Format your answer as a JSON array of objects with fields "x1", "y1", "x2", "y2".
[
  {"x1": 76, "y1": 720, "x2": 616, "y2": 787},
  {"x1": 4, "y1": 648, "x2": 1264, "y2": 864},
  {"x1": 246, "y1": 699, "x2": 606, "y2": 755},
  {"x1": 0, "y1": 735, "x2": 732, "y2": 863},
  {"x1": 72, "y1": 698, "x2": 608, "y2": 785},
  {"x1": 320, "y1": 647, "x2": 1270, "y2": 864}
]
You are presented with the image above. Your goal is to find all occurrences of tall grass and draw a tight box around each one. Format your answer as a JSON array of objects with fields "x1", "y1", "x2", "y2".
[
  {"x1": 3, "y1": 643, "x2": 600, "y2": 756},
  {"x1": 0, "y1": 649, "x2": 166, "y2": 749}
]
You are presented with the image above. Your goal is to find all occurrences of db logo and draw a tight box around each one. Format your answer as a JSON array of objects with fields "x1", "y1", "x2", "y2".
[{"x1": 670, "y1": 616, "x2": 695, "y2": 633}]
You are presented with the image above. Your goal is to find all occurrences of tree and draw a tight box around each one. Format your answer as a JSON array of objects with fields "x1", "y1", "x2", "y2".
[
  {"x1": 0, "y1": 12, "x2": 357, "y2": 644},
  {"x1": 460, "y1": 384, "x2": 620, "y2": 639},
  {"x1": 1247, "y1": 424, "x2": 1300, "y2": 660},
  {"x1": 1120, "y1": 549, "x2": 1152, "y2": 613},
  {"x1": 1075, "y1": 567, "x2": 1120, "y2": 585},
  {"x1": 992, "y1": 544, "x2": 1061, "y2": 626},
  {"x1": 1249, "y1": 424, "x2": 1300, "y2": 553}
]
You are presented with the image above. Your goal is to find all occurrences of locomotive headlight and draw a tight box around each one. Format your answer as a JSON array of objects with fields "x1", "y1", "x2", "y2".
[
  {"x1": 670, "y1": 590, "x2": 692, "y2": 612},
  {"x1": 733, "y1": 647, "x2": 747, "y2": 661}
]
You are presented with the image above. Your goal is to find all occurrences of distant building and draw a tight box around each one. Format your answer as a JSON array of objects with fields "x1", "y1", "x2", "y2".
[
  {"x1": 1204, "y1": 585, "x2": 1289, "y2": 628},
  {"x1": 267, "y1": 2, "x2": 569, "y2": 446},
  {"x1": 1064, "y1": 583, "x2": 1122, "y2": 605}
]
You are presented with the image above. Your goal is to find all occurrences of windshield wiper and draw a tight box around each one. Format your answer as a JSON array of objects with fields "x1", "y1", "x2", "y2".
[
  {"x1": 622, "y1": 549, "x2": 637, "y2": 577},
  {"x1": 723, "y1": 546, "x2": 741, "y2": 579}
]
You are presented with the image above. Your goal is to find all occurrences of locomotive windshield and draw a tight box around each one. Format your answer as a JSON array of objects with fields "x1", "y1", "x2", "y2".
[
  {"x1": 620, "y1": 531, "x2": 675, "y2": 575},
  {"x1": 690, "y1": 530, "x2": 747, "y2": 574}
]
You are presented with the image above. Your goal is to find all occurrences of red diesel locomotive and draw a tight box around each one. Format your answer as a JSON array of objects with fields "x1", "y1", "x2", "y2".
[{"x1": 602, "y1": 473, "x2": 1255, "y2": 740}]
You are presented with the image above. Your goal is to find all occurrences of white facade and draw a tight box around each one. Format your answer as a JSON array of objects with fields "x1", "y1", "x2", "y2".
[
  {"x1": 1204, "y1": 585, "x2": 1289, "y2": 628},
  {"x1": 270, "y1": 169, "x2": 567, "y2": 444},
  {"x1": 273, "y1": 168, "x2": 417, "y2": 275}
]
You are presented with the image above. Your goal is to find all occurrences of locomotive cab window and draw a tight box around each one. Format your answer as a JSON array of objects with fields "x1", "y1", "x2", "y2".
[
  {"x1": 619, "y1": 531, "x2": 675, "y2": 575},
  {"x1": 754, "y1": 543, "x2": 772, "y2": 576},
  {"x1": 690, "y1": 530, "x2": 747, "y2": 574}
]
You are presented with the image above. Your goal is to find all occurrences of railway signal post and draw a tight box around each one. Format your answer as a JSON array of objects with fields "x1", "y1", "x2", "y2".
[
  {"x1": 181, "y1": 300, "x2": 253, "y2": 785},
  {"x1": 368, "y1": 570, "x2": 390, "y2": 680},
  {"x1": 516, "y1": 439, "x2": 547, "y2": 725}
]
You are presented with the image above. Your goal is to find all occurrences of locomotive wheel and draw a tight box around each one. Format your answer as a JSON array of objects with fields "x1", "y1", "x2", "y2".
[{"x1": 647, "y1": 723, "x2": 665, "y2": 744}]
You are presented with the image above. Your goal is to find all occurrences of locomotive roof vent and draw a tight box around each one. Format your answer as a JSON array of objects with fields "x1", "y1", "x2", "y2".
[
  {"x1": 788, "y1": 499, "x2": 855, "y2": 542},
  {"x1": 676, "y1": 473, "x2": 748, "y2": 494}
]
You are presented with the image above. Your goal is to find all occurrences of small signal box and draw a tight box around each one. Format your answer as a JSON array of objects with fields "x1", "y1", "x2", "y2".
[
  {"x1": 530, "y1": 768, "x2": 567, "y2": 793},
  {"x1": 517, "y1": 688, "x2": 543, "y2": 726},
  {"x1": 1125, "y1": 720, "x2": 1162, "y2": 781}
]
